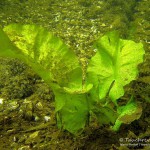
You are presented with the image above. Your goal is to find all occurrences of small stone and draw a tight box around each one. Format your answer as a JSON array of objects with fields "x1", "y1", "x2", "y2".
[
  {"x1": 36, "y1": 102, "x2": 43, "y2": 110},
  {"x1": 0, "y1": 98, "x2": 3, "y2": 104},
  {"x1": 44, "y1": 116, "x2": 51, "y2": 122}
]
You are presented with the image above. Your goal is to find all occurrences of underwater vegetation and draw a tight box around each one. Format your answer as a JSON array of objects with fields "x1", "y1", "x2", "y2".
[{"x1": 0, "y1": 24, "x2": 145, "y2": 134}]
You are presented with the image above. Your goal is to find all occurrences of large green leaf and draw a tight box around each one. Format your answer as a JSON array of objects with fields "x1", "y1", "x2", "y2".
[
  {"x1": 0, "y1": 24, "x2": 91, "y2": 134},
  {"x1": 87, "y1": 31, "x2": 145, "y2": 104},
  {"x1": 53, "y1": 83, "x2": 93, "y2": 134},
  {"x1": 54, "y1": 88, "x2": 91, "y2": 134},
  {"x1": 0, "y1": 24, "x2": 83, "y2": 90}
]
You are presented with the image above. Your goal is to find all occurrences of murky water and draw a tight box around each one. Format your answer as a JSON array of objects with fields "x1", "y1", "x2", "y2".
[{"x1": 0, "y1": 0, "x2": 150, "y2": 149}]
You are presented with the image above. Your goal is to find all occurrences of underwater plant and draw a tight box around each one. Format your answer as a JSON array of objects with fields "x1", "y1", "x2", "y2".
[{"x1": 0, "y1": 24, "x2": 145, "y2": 134}]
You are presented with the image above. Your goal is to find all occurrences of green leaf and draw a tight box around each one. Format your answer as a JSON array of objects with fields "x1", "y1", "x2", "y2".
[
  {"x1": 87, "y1": 31, "x2": 145, "y2": 104},
  {"x1": 91, "y1": 103, "x2": 118, "y2": 125},
  {"x1": 54, "y1": 84, "x2": 93, "y2": 134},
  {"x1": 112, "y1": 97, "x2": 142, "y2": 131},
  {"x1": 1, "y1": 24, "x2": 83, "y2": 90},
  {"x1": 54, "y1": 88, "x2": 89, "y2": 134},
  {"x1": 0, "y1": 24, "x2": 91, "y2": 134}
]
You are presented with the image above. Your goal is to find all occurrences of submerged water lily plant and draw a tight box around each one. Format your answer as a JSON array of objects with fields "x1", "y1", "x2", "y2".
[{"x1": 0, "y1": 24, "x2": 145, "y2": 134}]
